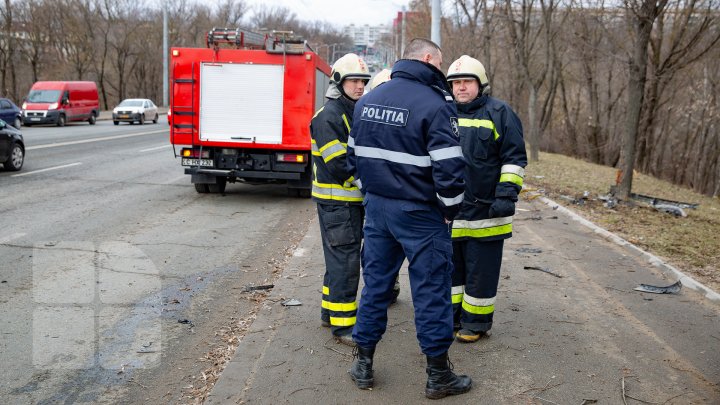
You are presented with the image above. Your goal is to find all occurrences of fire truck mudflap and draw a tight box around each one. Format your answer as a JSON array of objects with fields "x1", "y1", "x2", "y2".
[{"x1": 170, "y1": 28, "x2": 331, "y2": 196}]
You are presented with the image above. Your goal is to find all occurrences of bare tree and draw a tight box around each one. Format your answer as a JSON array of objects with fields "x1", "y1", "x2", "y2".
[
  {"x1": 502, "y1": 0, "x2": 562, "y2": 162},
  {"x1": 616, "y1": 0, "x2": 668, "y2": 200}
]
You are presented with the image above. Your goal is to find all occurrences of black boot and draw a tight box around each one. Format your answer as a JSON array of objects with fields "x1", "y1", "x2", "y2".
[
  {"x1": 349, "y1": 346, "x2": 375, "y2": 389},
  {"x1": 425, "y1": 352, "x2": 472, "y2": 399}
]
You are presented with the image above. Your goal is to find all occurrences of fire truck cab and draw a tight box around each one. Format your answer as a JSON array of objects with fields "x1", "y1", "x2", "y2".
[{"x1": 170, "y1": 28, "x2": 331, "y2": 196}]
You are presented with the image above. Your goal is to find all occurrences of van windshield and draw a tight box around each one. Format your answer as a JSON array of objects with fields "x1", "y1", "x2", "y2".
[{"x1": 27, "y1": 90, "x2": 61, "y2": 103}]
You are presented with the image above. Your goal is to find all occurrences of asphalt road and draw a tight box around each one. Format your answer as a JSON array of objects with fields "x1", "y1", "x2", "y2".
[{"x1": 0, "y1": 121, "x2": 315, "y2": 403}]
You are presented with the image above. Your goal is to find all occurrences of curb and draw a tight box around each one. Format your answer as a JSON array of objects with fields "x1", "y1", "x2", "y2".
[{"x1": 541, "y1": 196, "x2": 720, "y2": 301}]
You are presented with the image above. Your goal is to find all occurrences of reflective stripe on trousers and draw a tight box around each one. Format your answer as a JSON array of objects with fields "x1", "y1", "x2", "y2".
[
  {"x1": 317, "y1": 203, "x2": 364, "y2": 335},
  {"x1": 451, "y1": 238, "x2": 504, "y2": 332}
]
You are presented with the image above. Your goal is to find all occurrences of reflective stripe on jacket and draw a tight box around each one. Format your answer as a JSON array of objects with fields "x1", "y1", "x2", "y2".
[
  {"x1": 347, "y1": 59, "x2": 465, "y2": 220},
  {"x1": 451, "y1": 95, "x2": 527, "y2": 241},
  {"x1": 310, "y1": 95, "x2": 363, "y2": 204}
]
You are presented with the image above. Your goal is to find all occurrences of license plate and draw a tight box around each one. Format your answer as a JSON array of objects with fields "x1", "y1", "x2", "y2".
[
  {"x1": 31, "y1": 118, "x2": 41, "y2": 121},
  {"x1": 182, "y1": 158, "x2": 213, "y2": 167},
  {"x1": 119, "y1": 114, "x2": 129, "y2": 118}
]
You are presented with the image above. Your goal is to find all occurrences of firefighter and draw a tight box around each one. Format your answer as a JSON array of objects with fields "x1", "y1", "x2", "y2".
[
  {"x1": 367, "y1": 68, "x2": 391, "y2": 91},
  {"x1": 310, "y1": 52, "x2": 370, "y2": 347},
  {"x1": 446, "y1": 55, "x2": 527, "y2": 343},
  {"x1": 347, "y1": 38, "x2": 472, "y2": 399}
]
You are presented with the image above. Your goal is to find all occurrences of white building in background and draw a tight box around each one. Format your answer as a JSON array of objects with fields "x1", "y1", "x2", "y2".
[{"x1": 343, "y1": 23, "x2": 393, "y2": 68}]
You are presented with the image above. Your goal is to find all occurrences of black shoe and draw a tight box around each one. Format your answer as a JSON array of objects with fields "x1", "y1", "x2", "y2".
[
  {"x1": 349, "y1": 346, "x2": 375, "y2": 389},
  {"x1": 321, "y1": 320, "x2": 330, "y2": 328},
  {"x1": 425, "y1": 352, "x2": 472, "y2": 399}
]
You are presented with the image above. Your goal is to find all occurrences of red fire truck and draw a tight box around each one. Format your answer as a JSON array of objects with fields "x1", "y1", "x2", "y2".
[{"x1": 170, "y1": 28, "x2": 331, "y2": 196}]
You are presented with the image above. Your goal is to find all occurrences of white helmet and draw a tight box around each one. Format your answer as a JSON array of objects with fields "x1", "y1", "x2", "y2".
[
  {"x1": 446, "y1": 55, "x2": 489, "y2": 87},
  {"x1": 368, "y1": 68, "x2": 392, "y2": 91},
  {"x1": 331, "y1": 53, "x2": 371, "y2": 84}
]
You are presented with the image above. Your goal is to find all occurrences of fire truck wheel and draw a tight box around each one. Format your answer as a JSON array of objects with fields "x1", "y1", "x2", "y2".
[
  {"x1": 57, "y1": 115, "x2": 66, "y2": 127},
  {"x1": 208, "y1": 178, "x2": 227, "y2": 193},
  {"x1": 194, "y1": 183, "x2": 210, "y2": 193},
  {"x1": 288, "y1": 188, "x2": 311, "y2": 198}
]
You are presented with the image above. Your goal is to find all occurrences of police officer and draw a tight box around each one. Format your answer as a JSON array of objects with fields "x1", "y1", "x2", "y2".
[
  {"x1": 446, "y1": 55, "x2": 527, "y2": 343},
  {"x1": 310, "y1": 53, "x2": 370, "y2": 346},
  {"x1": 347, "y1": 38, "x2": 472, "y2": 399}
]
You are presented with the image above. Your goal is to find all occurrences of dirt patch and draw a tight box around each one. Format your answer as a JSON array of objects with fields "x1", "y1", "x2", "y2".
[{"x1": 524, "y1": 151, "x2": 720, "y2": 293}]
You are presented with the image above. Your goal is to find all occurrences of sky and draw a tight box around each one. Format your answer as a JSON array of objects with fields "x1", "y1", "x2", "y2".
[{"x1": 241, "y1": 0, "x2": 412, "y2": 28}]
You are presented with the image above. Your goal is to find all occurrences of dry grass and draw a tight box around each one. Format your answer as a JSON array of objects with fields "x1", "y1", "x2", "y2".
[{"x1": 523, "y1": 150, "x2": 720, "y2": 293}]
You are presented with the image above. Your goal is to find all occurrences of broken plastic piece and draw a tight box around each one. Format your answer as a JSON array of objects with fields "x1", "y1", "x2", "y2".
[
  {"x1": 281, "y1": 298, "x2": 302, "y2": 306},
  {"x1": 242, "y1": 284, "x2": 275, "y2": 292},
  {"x1": 633, "y1": 280, "x2": 682, "y2": 294}
]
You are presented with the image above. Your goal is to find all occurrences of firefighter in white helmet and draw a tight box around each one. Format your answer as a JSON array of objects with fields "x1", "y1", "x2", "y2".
[
  {"x1": 368, "y1": 68, "x2": 392, "y2": 91},
  {"x1": 310, "y1": 52, "x2": 370, "y2": 346},
  {"x1": 446, "y1": 55, "x2": 527, "y2": 343}
]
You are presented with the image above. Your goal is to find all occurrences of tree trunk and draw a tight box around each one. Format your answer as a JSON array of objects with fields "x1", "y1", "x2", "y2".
[{"x1": 617, "y1": 0, "x2": 666, "y2": 200}]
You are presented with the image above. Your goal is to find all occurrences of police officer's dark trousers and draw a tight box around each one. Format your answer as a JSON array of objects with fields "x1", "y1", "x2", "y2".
[
  {"x1": 353, "y1": 193, "x2": 454, "y2": 356},
  {"x1": 451, "y1": 238, "x2": 504, "y2": 332},
  {"x1": 317, "y1": 203, "x2": 364, "y2": 337}
]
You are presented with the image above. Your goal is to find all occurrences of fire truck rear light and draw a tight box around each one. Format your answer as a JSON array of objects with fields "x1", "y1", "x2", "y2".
[
  {"x1": 172, "y1": 50, "x2": 180, "y2": 57},
  {"x1": 181, "y1": 148, "x2": 210, "y2": 158},
  {"x1": 277, "y1": 153, "x2": 305, "y2": 163}
]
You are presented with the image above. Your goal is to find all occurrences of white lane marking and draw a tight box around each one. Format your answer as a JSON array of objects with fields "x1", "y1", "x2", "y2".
[
  {"x1": 26, "y1": 129, "x2": 168, "y2": 151},
  {"x1": 11, "y1": 162, "x2": 82, "y2": 177},
  {"x1": 0, "y1": 233, "x2": 25, "y2": 244},
  {"x1": 140, "y1": 144, "x2": 172, "y2": 152}
]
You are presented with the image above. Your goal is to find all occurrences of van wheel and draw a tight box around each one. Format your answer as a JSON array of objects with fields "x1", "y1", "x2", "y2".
[
  {"x1": 113, "y1": 121, "x2": 119, "y2": 125},
  {"x1": 57, "y1": 115, "x2": 66, "y2": 127},
  {"x1": 153, "y1": 114, "x2": 158, "y2": 124},
  {"x1": 13, "y1": 117, "x2": 21, "y2": 129},
  {"x1": 3, "y1": 143, "x2": 24, "y2": 171},
  {"x1": 88, "y1": 114, "x2": 96, "y2": 125},
  {"x1": 139, "y1": 115, "x2": 144, "y2": 125},
  {"x1": 194, "y1": 183, "x2": 210, "y2": 193}
]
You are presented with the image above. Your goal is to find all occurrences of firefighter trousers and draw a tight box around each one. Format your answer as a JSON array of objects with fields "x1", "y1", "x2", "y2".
[
  {"x1": 317, "y1": 203, "x2": 364, "y2": 337},
  {"x1": 451, "y1": 238, "x2": 504, "y2": 333},
  {"x1": 352, "y1": 193, "x2": 454, "y2": 357}
]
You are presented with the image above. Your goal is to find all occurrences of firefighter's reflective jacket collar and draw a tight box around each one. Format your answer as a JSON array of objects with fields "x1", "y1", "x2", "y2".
[
  {"x1": 325, "y1": 81, "x2": 342, "y2": 99},
  {"x1": 457, "y1": 94, "x2": 488, "y2": 114},
  {"x1": 391, "y1": 59, "x2": 453, "y2": 96}
]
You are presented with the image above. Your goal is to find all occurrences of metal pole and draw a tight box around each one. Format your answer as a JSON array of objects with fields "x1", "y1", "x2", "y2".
[
  {"x1": 162, "y1": 2, "x2": 168, "y2": 107},
  {"x1": 431, "y1": 0, "x2": 441, "y2": 47},
  {"x1": 400, "y1": 6, "x2": 406, "y2": 57}
]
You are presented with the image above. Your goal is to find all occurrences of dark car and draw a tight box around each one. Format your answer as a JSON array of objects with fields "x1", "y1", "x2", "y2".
[
  {"x1": 0, "y1": 118, "x2": 24, "y2": 171},
  {"x1": 0, "y1": 98, "x2": 22, "y2": 129}
]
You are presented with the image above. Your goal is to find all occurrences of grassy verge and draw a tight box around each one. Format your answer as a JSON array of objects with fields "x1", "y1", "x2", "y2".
[{"x1": 522, "y1": 150, "x2": 720, "y2": 293}]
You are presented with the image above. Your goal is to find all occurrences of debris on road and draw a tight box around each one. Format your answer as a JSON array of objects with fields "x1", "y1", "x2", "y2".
[
  {"x1": 517, "y1": 247, "x2": 543, "y2": 254},
  {"x1": 241, "y1": 284, "x2": 275, "y2": 292},
  {"x1": 633, "y1": 280, "x2": 682, "y2": 294},
  {"x1": 281, "y1": 298, "x2": 302, "y2": 306},
  {"x1": 523, "y1": 266, "x2": 563, "y2": 278}
]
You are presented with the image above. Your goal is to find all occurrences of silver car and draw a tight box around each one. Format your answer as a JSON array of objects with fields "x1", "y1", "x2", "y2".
[{"x1": 112, "y1": 98, "x2": 159, "y2": 125}]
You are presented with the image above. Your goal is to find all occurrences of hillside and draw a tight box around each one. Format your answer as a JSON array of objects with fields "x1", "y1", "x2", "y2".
[{"x1": 523, "y1": 151, "x2": 720, "y2": 293}]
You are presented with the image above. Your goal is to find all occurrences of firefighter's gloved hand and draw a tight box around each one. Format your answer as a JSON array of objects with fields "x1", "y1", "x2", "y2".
[{"x1": 488, "y1": 198, "x2": 515, "y2": 218}]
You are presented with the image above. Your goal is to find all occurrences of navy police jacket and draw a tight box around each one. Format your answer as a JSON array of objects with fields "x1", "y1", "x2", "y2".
[
  {"x1": 347, "y1": 59, "x2": 465, "y2": 220},
  {"x1": 451, "y1": 94, "x2": 527, "y2": 241}
]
